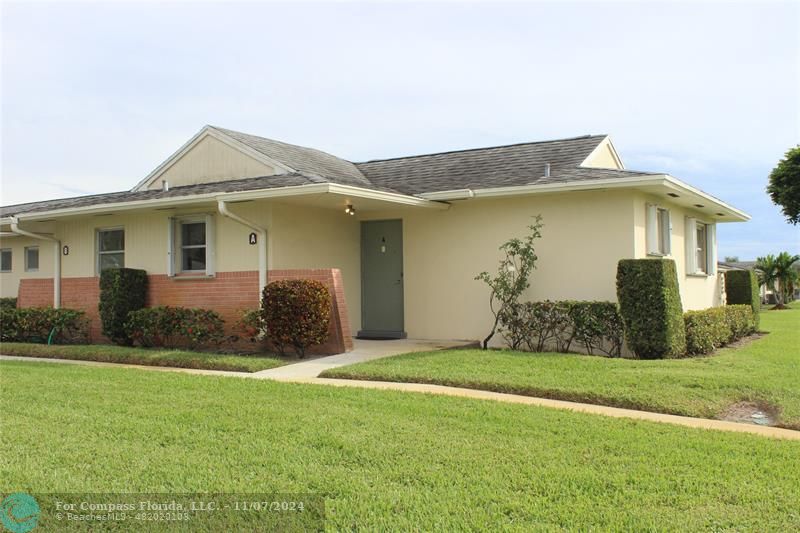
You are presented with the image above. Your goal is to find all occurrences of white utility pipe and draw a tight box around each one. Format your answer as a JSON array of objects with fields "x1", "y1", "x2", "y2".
[
  {"x1": 217, "y1": 200, "x2": 268, "y2": 299},
  {"x1": 9, "y1": 217, "x2": 61, "y2": 308}
]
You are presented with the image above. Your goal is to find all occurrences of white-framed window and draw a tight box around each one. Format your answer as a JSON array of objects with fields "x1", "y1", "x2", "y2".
[
  {"x1": 25, "y1": 246, "x2": 39, "y2": 272},
  {"x1": 685, "y1": 217, "x2": 716, "y2": 276},
  {"x1": 97, "y1": 227, "x2": 125, "y2": 272},
  {"x1": 696, "y1": 222, "x2": 708, "y2": 274},
  {"x1": 1, "y1": 249, "x2": 11, "y2": 272},
  {"x1": 167, "y1": 215, "x2": 216, "y2": 276},
  {"x1": 646, "y1": 204, "x2": 671, "y2": 256},
  {"x1": 180, "y1": 220, "x2": 207, "y2": 272}
]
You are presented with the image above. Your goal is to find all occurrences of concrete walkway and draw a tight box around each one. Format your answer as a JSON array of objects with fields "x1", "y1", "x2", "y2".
[
  {"x1": 2, "y1": 351, "x2": 799, "y2": 440},
  {"x1": 254, "y1": 338, "x2": 472, "y2": 379}
]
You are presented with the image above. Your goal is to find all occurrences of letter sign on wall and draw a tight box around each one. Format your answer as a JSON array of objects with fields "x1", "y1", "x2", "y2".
[
  {"x1": 62, "y1": 245, "x2": 70, "y2": 256},
  {"x1": 249, "y1": 232, "x2": 257, "y2": 245}
]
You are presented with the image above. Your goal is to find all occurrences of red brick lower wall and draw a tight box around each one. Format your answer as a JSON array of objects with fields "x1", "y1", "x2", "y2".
[{"x1": 17, "y1": 269, "x2": 353, "y2": 354}]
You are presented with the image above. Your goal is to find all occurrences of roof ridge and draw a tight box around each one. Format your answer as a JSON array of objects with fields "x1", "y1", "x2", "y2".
[
  {"x1": 355, "y1": 134, "x2": 608, "y2": 164},
  {"x1": 209, "y1": 125, "x2": 352, "y2": 163}
]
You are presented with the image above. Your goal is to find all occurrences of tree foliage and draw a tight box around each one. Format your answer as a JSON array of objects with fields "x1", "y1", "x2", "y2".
[
  {"x1": 757, "y1": 252, "x2": 800, "y2": 306},
  {"x1": 475, "y1": 216, "x2": 543, "y2": 349},
  {"x1": 767, "y1": 146, "x2": 800, "y2": 225}
]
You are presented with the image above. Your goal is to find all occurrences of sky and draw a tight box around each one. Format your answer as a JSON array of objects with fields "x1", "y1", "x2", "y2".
[{"x1": 1, "y1": 0, "x2": 798, "y2": 259}]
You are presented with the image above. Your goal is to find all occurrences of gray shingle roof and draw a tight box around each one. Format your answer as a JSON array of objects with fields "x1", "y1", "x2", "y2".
[
  {"x1": 355, "y1": 135, "x2": 611, "y2": 194},
  {"x1": 718, "y1": 261, "x2": 757, "y2": 271},
  {"x1": 211, "y1": 126, "x2": 373, "y2": 188},
  {"x1": 2, "y1": 129, "x2": 657, "y2": 218},
  {"x1": 0, "y1": 174, "x2": 311, "y2": 217}
]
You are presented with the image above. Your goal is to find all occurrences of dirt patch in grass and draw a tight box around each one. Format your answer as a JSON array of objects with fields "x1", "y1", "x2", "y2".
[
  {"x1": 716, "y1": 332, "x2": 768, "y2": 352},
  {"x1": 720, "y1": 401, "x2": 781, "y2": 427}
]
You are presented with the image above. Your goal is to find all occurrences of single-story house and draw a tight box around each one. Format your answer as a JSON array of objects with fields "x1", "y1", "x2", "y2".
[{"x1": 0, "y1": 126, "x2": 749, "y2": 352}]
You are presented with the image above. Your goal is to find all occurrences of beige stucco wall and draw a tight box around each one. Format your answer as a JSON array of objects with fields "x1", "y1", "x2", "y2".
[
  {"x1": 145, "y1": 135, "x2": 278, "y2": 190},
  {"x1": 1, "y1": 188, "x2": 726, "y2": 338},
  {"x1": 632, "y1": 193, "x2": 723, "y2": 311},
  {"x1": 361, "y1": 190, "x2": 637, "y2": 341},
  {"x1": 1, "y1": 201, "x2": 363, "y2": 328},
  {"x1": 270, "y1": 203, "x2": 361, "y2": 330},
  {"x1": 0, "y1": 235, "x2": 56, "y2": 298}
]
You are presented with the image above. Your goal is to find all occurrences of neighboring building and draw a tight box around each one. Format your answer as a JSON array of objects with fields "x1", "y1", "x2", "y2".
[{"x1": 0, "y1": 126, "x2": 750, "y2": 351}]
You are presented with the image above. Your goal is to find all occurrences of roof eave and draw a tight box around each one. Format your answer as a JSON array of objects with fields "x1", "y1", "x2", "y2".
[
  {"x1": 419, "y1": 175, "x2": 750, "y2": 222},
  {"x1": 4, "y1": 183, "x2": 447, "y2": 221}
]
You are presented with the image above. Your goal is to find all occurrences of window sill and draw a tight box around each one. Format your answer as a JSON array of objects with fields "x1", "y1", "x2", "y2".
[
  {"x1": 170, "y1": 273, "x2": 215, "y2": 281},
  {"x1": 686, "y1": 273, "x2": 710, "y2": 278},
  {"x1": 647, "y1": 252, "x2": 670, "y2": 258}
]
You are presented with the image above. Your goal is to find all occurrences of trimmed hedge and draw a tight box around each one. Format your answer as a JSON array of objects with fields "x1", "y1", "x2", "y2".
[
  {"x1": 725, "y1": 269, "x2": 760, "y2": 329},
  {"x1": 725, "y1": 304, "x2": 756, "y2": 340},
  {"x1": 261, "y1": 279, "x2": 331, "y2": 357},
  {"x1": 124, "y1": 306, "x2": 226, "y2": 349},
  {"x1": 0, "y1": 307, "x2": 89, "y2": 344},
  {"x1": 684, "y1": 304, "x2": 756, "y2": 356},
  {"x1": 0, "y1": 297, "x2": 17, "y2": 310},
  {"x1": 616, "y1": 259, "x2": 686, "y2": 359},
  {"x1": 499, "y1": 300, "x2": 624, "y2": 357},
  {"x1": 684, "y1": 307, "x2": 729, "y2": 355},
  {"x1": 99, "y1": 268, "x2": 148, "y2": 345}
]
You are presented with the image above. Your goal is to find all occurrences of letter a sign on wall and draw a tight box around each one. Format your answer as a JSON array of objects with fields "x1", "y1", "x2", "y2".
[{"x1": 249, "y1": 232, "x2": 257, "y2": 245}]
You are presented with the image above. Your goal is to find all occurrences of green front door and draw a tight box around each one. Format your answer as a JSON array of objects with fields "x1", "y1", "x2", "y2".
[{"x1": 359, "y1": 219, "x2": 406, "y2": 339}]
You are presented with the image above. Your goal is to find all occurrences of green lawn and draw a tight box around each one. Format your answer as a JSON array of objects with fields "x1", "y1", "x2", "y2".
[
  {"x1": 1, "y1": 361, "x2": 798, "y2": 529},
  {"x1": 0, "y1": 342, "x2": 285, "y2": 372},
  {"x1": 323, "y1": 305, "x2": 800, "y2": 429}
]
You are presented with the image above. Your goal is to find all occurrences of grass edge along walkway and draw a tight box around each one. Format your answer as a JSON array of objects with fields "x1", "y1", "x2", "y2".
[
  {"x1": 321, "y1": 305, "x2": 800, "y2": 429},
  {"x1": 0, "y1": 342, "x2": 284, "y2": 372}
]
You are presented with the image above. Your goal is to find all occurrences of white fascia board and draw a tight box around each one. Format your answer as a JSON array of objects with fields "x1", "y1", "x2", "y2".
[
  {"x1": 419, "y1": 189, "x2": 475, "y2": 201},
  {"x1": 326, "y1": 183, "x2": 450, "y2": 209},
  {"x1": 426, "y1": 174, "x2": 749, "y2": 221},
  {"x1": 11, "y1": 184, "x2": 447, "y2": 221},
  {"x1": 470, "y1": 176, "x2": 667, "y2": 198},
  {"x1": 130, "y1": 126, "x2": 296, "y2": 192}
]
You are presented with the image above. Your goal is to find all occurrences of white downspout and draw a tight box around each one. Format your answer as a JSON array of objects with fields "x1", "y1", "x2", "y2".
[
  {"x1": 217, "y1": 200, "x2": 268, "y2": 300},
  {"x1": 9, "y1": 216, "x2": 61, "y2": 309}
]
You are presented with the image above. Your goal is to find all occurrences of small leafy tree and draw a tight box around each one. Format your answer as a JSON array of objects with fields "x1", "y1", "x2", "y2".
[
  {"x1": 767, "y1": 146, "x2": 800, "y2": 225},
  {"x1": 475, "y1": 216, "x2": 543, "y2": 349}
]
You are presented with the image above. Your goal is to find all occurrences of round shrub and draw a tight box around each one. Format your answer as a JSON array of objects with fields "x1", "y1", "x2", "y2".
[{"x1": 261, "y1": 279, "x2": 331, "y2": 357}]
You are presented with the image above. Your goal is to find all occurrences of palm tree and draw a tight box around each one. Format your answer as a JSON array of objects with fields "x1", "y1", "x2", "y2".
[
  {"x1": 775, "y1": 252, "x2": 800, "y2": 304},
  {"x1": 757, "y1": 253, "x2": 800, "y2": 308},
  {"x1": 755, "y1": 255, "x2": 780, "y2": 306}
]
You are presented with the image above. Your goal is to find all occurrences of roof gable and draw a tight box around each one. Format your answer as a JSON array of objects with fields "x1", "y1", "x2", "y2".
[
  {"x1": 132, "y1": 126, "x2": 294, "y2": 191},
  {"x1": 580, "y1": 136, "x2": 625, "y2": 169},
  {"x1": 211, "y1": 126, "x2": 373, "y2": 188}
]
